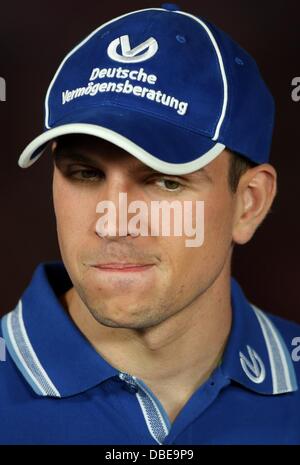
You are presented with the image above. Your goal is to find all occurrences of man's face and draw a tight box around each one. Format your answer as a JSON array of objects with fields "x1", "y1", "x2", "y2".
[{"x1": 52, "y1": 135, "x2": 236, "y2": 329}]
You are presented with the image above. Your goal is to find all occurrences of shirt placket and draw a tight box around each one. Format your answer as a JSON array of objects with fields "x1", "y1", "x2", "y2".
[{"x1": 119, "y1": 372, "x2": 171, "y2": 445}]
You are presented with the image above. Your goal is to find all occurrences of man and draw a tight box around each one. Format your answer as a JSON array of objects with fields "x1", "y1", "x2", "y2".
[{"x1": 1, "y1": 4, "x2": 300, "y2": 445}]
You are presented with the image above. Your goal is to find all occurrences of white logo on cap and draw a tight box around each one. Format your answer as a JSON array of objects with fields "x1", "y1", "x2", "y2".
[
  {"x1": 107, "y1": 35, "x2": 158, "y2": 63},
  {"x1": 239, "y1": 345, "x2": 266, "y2": 384}
]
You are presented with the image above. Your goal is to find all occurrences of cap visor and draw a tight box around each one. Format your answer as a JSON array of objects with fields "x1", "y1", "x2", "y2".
[{"x1": 18, "y1": 106, "x2": 225, "y2": 175}]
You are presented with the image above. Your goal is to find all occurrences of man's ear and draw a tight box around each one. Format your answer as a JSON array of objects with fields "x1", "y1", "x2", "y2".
[
  {"x1": 51, "y1": 140, "x2": 57, "y2": 153},
  {"x1": 232, "y1": 164, "x2": 277, "y2": 245}
]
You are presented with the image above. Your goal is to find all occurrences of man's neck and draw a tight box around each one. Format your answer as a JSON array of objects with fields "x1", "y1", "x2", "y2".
[{"x1": 59, "y1": 267, "x2": 232, "y2": 422}]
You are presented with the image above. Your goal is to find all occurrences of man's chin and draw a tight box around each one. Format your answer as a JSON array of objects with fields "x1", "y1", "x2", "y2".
[{"x1": 87, "y1": 306, "x2": 161, "y2": 330}]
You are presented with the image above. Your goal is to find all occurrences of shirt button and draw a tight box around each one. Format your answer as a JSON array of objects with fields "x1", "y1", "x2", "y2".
[
  {"x1": 119, "y1": 372, "x2": 139, "y2": 393},
  {"x1": 127, "y1": 384, "x2": 138, "y2": 393},
  {"x1": 121, "y1": 381, "x2": 138, "y2": 394}
]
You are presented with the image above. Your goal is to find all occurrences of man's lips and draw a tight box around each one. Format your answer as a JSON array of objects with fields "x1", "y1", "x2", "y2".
[{"x1": 92, "y1": 263, "x2": 154, "y2": 272}]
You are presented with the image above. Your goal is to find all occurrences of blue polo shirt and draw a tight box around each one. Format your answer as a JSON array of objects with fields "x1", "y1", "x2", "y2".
[{"x1": 1, "y1": 261, "x2": 300, "y2": 445}]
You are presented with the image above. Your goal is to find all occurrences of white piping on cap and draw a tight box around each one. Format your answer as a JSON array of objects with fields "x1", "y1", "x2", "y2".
[{"x1": 18, "y1": 123, "x2": 225, "y2": 175}]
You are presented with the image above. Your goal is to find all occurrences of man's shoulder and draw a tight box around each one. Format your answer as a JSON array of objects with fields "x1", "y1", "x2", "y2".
[
  {"x1": 0, "y1": 312, "x2": 10, "y2": 368},
  {"x1": 255, "y1": 306, "x2": 300, "y2": 380},
  {"x1": 0, "y1": 315, "x2": 5, "y2": 362},
  {"x1": 0, "y1": 312, "x2": 11, "y2": 393},
  {"x1": 263, "y1": 308, "x2": 300, "y2": 340},
  {"x1": 0, "y1": 310, "x2": 22, "y2": 380}
]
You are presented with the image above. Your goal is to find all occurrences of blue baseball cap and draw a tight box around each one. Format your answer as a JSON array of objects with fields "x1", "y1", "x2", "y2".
[{"x1": 18, "y1": 4, "x2": 275, "y2": 174}]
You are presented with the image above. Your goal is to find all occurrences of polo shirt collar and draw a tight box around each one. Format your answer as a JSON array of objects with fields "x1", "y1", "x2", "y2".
[
  {"x1": 2, "y1": 261, "x2": 298, "y2": 398},
  {"x1": 221, "y1": 278, "x2": 298, "y2": 395},
  {"x1": 1, "y1": 261, "x2": 119, "y2": 397}
]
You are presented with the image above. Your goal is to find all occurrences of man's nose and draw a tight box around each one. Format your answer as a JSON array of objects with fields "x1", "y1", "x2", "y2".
[{"x1": 94, "y1": 177, "x2": 146, "y2": 239}]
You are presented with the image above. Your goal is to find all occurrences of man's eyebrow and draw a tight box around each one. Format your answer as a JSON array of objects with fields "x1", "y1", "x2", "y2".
[
  {"x1": 183, "y1": 168, "x2": 212, "y2": 182},
  {"x1": 125, "y1": 165, "x2": 209, "y2": 176},
  {"x1": 53, "y1": 150, "x2": 99, "y2": 165},
  {"x1": 188, "y1": 168, "x2": 208, "y2": 177},
  {"x1": 53, "y1": 149, "x2": 211, "y2": 181}
]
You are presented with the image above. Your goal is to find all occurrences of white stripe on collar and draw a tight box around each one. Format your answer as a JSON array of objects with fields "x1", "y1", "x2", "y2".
[
  {"x1": 2, "y1": 300, "x2": 60, "y2": 397},
  {"x1": 252, "y1": 305, "x2": 298, "y2": 394}
]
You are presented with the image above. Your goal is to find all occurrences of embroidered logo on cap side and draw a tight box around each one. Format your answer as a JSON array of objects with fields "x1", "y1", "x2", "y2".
[
  {"x1": 239, "y1": 345, "x2": 266, "y2": 384},
  {"x1": 107, "y1": 35, "x2": 159, "y2": 63}
]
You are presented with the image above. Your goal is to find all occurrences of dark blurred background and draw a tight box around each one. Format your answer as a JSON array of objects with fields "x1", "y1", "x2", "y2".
[{"x1": 0, "y1": 0, "x2": 299, "y2": 321}]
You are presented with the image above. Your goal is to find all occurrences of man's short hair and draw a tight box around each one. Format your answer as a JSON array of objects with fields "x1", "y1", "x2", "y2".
[{"x1": 228, "y1": 151, "x2": 257, "y2": 193}]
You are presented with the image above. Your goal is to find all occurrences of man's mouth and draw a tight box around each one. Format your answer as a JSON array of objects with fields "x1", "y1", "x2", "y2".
[{"x1": 93, "y1": 263, "x2": 155, "y2": 272}]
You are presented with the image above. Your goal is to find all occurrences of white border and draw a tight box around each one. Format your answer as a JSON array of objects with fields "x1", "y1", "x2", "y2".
[
  {"x1": 18, "y1": 123, "x2": 225, "y2": 175},
  {"x1": 174, "y1": 11, "x2": 228, "y2": 140}
]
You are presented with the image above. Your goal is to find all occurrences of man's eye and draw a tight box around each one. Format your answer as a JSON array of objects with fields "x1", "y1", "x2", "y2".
[
  {"x1": 69, "y1": 169, "x2": 102, "y2": 182},
  {"x1": 154, "y1": 178, "x2": 183, "y2": 192}
]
